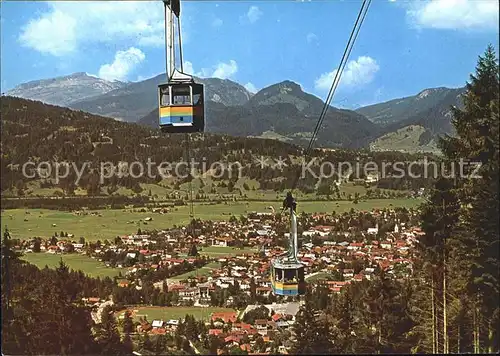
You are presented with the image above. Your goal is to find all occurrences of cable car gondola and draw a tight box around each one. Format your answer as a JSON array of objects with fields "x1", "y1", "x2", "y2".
[
  {"x1": 271, "y1": 193, "x2": 306, "y2": 296},
  {"x1": 158, "y1": 71, "x2": 204, "y2": 133},
  {"x1": 158, "y1": 0, "x2": 205, "y2": 134}
]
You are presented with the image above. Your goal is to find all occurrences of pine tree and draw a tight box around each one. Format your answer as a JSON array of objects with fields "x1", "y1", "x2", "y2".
[
  {"x1": 1, "y1": 228, "x2": 24, "y2": 353},
  {"x1": 33, "y1": 239, "x2": 41, "y2": 252},
  {"x1": 95, "y1": 305, "x2": 127, "y2": 355},
  {"x1": 291, "y1": 296, "x2": 333, "y2": 355},
  {"x1": 122, "y1": 310, "x2": 134, "y2": 334},
  {"x1": 122, "y1": 333, "x2": 134, "y2": 354},
  {"x1": 139, "y1": 332, "x2": 153, "y2": 354},
  {"x1": 208, "y1": 334, "x2": 221, "y2": 354},
  {"x1": 2, "y1": 232, "x2": 100, "y2": 355},
  {"x1": 188, "y1": 244, "x2": 198, "y2": 256},
  {"x1": 418, "y1": 44, "x2": 499, "y2": 353},
  {"x1": 331, "y1": 288, "x2": 356, "y2": 353},
  {"x1": 153, "y1": 334, "x2": 167, "y2": 354},
  {"x1": 419, "y1": 177, "x2": 461, "y2": 353},
  {"x1": 444, "y1": 44, "x2": 499, "y2": 353}
]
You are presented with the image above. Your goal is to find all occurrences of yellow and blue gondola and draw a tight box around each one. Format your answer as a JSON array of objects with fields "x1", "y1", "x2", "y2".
[{"x1": 158, "y1": 81, "x2": 205, "y2": 133}]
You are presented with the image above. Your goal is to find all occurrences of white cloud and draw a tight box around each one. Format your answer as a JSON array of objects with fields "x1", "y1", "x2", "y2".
[
  {"x1": 18, "y1": 2, "x2": 176, "y2": 56},
  {"x1": 314, "y1": 56, "x2": 380, "y2": 92},
  {"x1": 178, "y1": 60, "x2": 238, "y2": 80},
  {"x1": 19, "y1": 9, "x2": 78, "y2": 56},
  {"x1": 306, "y1": 32, "x2": 318, "y2": 44},
  {"x1": 407, "y1": 0, "x2": 499, "y2": 30},
  {"x1": 247, "y1": 6, "x2": 263, "y2": 24},
  {"x1": 244, "y1": 82, "x2": 257, "y2": 93},
  {"x1": 98, "y1": 47, "x2": 146, "y2": 82},
  {"x1": 212, "y1": 60, "x2": 238, "y2": 79}
]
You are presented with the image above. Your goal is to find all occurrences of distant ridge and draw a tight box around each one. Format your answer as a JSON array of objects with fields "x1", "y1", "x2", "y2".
[
  {"x1": 139, "y1": 80, "x2": 379, "y2": 149},
  {"x1": 69, "y1": 74, "x2": 253, "y2": 122},
  {"x1": 7, "y1": 72, "x2": 466, "y2": 151},
  {"x1": 356, "y1": 86, "x2": 465, "y2": 127},
  {"x1": 6, "y1": 72, "x2": 126, "y2": 106}
]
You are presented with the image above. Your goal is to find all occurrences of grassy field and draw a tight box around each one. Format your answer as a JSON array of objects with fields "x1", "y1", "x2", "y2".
[
  {"x1": 2, "y1": 198, "x2": 422, "y2": 241},
  {"x1": 21, "y1": 252, "x2": 125, "y2": 278},
  {"x1": 170, "y1": 262, "x2": 221, "y2": 280},
  {"x1": 116, "y1": 306, "x2": 237, "y2": 322},
  {"x1": 199, "y1": 246, "x2": 257, "y2": 257},
  {"x1": 306, "y1": 272, "x2": 335, "y2": 282},
  {"x1": 6, "y1": 174, "x2": 408, "y2": 203}
]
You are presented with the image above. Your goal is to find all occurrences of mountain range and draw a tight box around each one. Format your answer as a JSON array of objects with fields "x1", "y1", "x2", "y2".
[
  {"x1": 5, "y1": 72, "x2": 127, "y2": 107},
  {"x1": 70, "y1": 74, "x2": 253, "y2": 122},
  {"x1": 5, "y1": 72, "x2": 466, "y2": 151}
]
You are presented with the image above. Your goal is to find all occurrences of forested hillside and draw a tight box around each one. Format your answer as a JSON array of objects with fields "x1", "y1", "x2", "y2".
[
  {"x1": 1, "y1": 96, "x2": 436, "y2": 200},
  {"x1": 357, "y1": 87, "x2": 465, "y2": 127},
  {"x1": 1, "y1": 230, "x2": 200, "y2": 355}
]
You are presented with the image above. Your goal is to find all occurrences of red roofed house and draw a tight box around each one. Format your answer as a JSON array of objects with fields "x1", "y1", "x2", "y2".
[
  {"x1": 329, "y1": 286, "x2": 341, "y2": 294},
  {"x1": 271, "y1": 314, "x2": 283, "y2": 322},
  {"x1": 234, "y1": 323, "x2": 253, "y2": 331},
  {"x1": 313, "y1": 225, "x2": 333, "y2": 232},
  {"x1": 224, "y1": 334, "x2": 243, "y2": 345},
  {"x1": 211, "y1": 311, "x2": 237, "y2": 324},
  {"x1": 353, "y1": 274, "x2": 363, "y2": 282},
  {"x1": 209, "y1": 329, "x2": 224, "y2": 336},
  {"x1": 348, "y1": 242, "x2": 364, "y2": 250}
]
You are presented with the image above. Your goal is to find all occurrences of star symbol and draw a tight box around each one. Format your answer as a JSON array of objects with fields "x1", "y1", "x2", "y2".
[
  {"x1": 273, "y1": 156, "x2": 288, "y2": 170},
  {"x1": 254, "y1": 156, "x2": 269, "y2": 169}
]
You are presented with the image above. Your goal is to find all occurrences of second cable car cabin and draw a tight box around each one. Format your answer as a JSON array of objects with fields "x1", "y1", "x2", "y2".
[
  {"x1": 270, "y1": 192, "x2": 306, "y2": 296},
  {"x1": 271, "y1": 261, "x2": 306, "y2": 296},
  {"x1": 158, "y1": 71, "x2": 205, "y2": 133}
]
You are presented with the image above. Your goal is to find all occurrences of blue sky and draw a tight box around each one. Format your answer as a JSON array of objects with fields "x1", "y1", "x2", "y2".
[{"x1": 1, "y1": 0, "x2": 499, "y2": 108}]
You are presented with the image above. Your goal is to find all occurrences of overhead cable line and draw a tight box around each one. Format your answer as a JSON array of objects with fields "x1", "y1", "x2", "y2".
[{"x1": 289, "y1": 0, "x2": 372, "y2": 194}]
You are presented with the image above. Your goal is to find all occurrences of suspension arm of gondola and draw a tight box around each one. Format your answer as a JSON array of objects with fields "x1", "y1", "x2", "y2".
[
  {"x1": 163, "y1": 0, "x2": 182, "y2": 80},
  {"x1": 177, "y1": 15, "x2": 184, "y2": 73},
  {"x1": 163, "y1": 0, "x2": 170, "y2": 81}
]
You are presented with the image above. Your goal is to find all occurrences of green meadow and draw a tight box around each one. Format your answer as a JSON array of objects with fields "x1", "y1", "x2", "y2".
[
  {"x1": 2, "y1": 198, "x2": 422, "y2": 241},
  {"x1": 21, "y1": 252, "x2": 125, "y2": 279}
]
